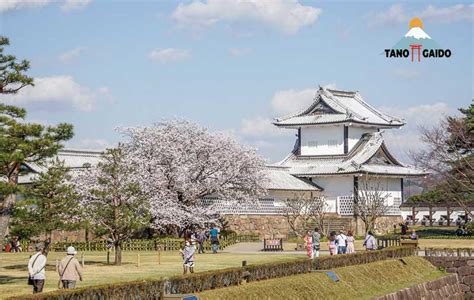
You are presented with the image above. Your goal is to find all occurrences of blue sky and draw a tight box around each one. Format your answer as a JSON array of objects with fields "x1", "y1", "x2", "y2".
[{"x1": 1, "y1": 0, "x2": 472, "y2": 162}]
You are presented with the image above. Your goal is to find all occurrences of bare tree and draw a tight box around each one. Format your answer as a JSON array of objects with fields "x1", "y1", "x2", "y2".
[
  {"x1": 284, "y1": 193, "x2": 328, "y2": 238},
  {"x1": 354, "y1": 175, "x2": 391, "y2": 234},
  {"x1": 410, "y1": 115, "x2": 473, "y2": 217}
]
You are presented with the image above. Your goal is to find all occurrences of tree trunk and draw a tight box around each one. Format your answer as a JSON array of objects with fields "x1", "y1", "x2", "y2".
[
  {"x1": 0, "y1": 163, "x2": 20, "y2": 252},
  {"x1": 115, "y1": 242, "x2": 122, "y2": 266}
]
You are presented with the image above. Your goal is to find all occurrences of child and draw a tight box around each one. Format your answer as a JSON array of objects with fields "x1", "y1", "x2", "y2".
[{"x1": 179, "y1": 240, "x2": 195, "y2": 274}]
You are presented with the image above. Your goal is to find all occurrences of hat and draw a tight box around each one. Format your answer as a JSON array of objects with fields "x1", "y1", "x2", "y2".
[
  {"x1": 35, "y1": 243, "x2": 45, "y2": 251},
  {"x1": 66, "y1": 246, "x2": 77, "y2": 255}
]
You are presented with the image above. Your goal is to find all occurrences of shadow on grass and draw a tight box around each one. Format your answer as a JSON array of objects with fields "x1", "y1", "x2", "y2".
[{"x1": 0, "y1": 275, "x2": 23, "y2": 285}]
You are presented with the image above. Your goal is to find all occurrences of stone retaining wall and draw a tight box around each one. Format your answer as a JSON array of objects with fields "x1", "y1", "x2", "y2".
[
  {"x1": 425, "y1": 256, "x2": 474, "y2": 296},
  {"x1": 225, "y1": 214, "x2": 401, "y2": 238},
  {"x1": 376, "y1": 274, "x2": 464, "y2": 300}
]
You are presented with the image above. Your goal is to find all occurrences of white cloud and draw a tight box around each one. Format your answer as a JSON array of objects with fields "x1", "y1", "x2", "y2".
[
  {"x1": 381, "y1": 102, "x2": 454, "y2": 161},
  {"x1": 0, "y1": 0, "x2": 92, "y2": 13},
  {"x1": 58, "y1": 47, "x2": 86, "y2": 63},
  {"x1": 0, "y1": 0, "x2": 53, "y2": 13},
  {"x1": 3, "y1": 75, "x2": 98, "y2": 111},
  {"x1": 271, "y1": 88, "x2": 315, "y2": 115},
  {"x1": 148, "y1": 48, "x2": 190, "y2": 64},
  {"x1": 172, "y1": 0, "x2": 322, "y2": 35},
  {"x1": 419, "y1": 4, "x2": 474, "y2": 23},
  {"x1": 229, "y1": 47, "x2": 252, "y2": 57},
  {"x1": 393, "y1": 68, "x2": 421, "y2": 80},
  {"x1": 367, "y1": 4, "x2": 407, "y2": 27},
  {"x1": 240, "y1": 116, "x2": 290, "y2": 137},
  {"x1": 367, "y1": 3, "x2": 474, "y2": 27},
  {"x1": 60, "y1": 0, "x2": 91, "y2": 12}
]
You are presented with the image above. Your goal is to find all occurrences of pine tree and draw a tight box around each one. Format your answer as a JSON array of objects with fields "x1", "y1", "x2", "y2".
[
  {"x1": 9, "y1": 159, "x2": 80, "y2": 248},
  {"x1": 0, "y1": 36, "x2": 74, "y2": 250},
  {"x1": 0, "y1": 36, "x2": 34, "y2": 94}
]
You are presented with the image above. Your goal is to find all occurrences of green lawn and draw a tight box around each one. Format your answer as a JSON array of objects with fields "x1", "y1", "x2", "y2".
[
  {"x1": 0, "y1": 250, "x2": 305, "y2": 299},
  {"x1": 198, "y1": 257, "x2": 446, "y2": 300}
]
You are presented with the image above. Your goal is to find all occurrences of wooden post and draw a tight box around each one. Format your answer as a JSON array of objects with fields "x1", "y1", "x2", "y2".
[
  {"x1": 81, "y1": 253, "x2": 84, "y2": 267},
  {"x1": 429, "y1": 205, "x2": 433, "y2": 227},
  {"x1": 137, "y1": 253, "x2": 140, "y2": 267},
  {"x1": 242, "y1": 260, "x2": 247, "y2": 267},
  {"x1": 107, "y1": 249, "x2": 110, "y2": 265},
  {"x1": 447, "y1": 205, "x2": 451, "y2": 227}
]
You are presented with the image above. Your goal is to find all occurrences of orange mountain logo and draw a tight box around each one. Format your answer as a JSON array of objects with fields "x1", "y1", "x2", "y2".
[{"x1": 384, "y1": 18, "x2": 451, "y2": 62}]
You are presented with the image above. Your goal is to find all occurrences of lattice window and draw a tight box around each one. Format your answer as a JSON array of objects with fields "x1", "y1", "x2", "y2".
[{"x1": 338, "y1": 196, "x2": 354, "y2": 215}]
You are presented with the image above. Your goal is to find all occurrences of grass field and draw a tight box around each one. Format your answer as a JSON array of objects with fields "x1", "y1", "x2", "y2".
[
  {"x1": 1, "y1": 237, "x2": 471, "y2": 299},
  {"x1": 198, "y1": 257, "x2": 446, "y2": 300},
  {"x1": 0, "y1": 250, "x2": 304, "y2": 299}
]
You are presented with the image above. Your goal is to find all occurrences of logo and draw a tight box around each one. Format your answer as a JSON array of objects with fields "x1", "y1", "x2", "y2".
[{"x1": 384, "y1": 18, "x2": 451, "y2": 62}]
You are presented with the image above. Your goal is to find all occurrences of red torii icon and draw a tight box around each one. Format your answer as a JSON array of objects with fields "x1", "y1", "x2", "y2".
[{"x1": 410, "y1": 44, "x2": 422, "y2": 62}]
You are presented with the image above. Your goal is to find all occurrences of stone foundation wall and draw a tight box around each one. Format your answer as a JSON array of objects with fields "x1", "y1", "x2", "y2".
[
  {"x1": 226, "y1": 214, "x2": 402, "y2": 238},
  {"x1": 375, "y1": 274, "x2": 463, "y2": 300},
  {"x1": 225, "y1": 215, "x2": 289, "y2": 239},
  {"x1": 425, "y1": 256, "x2": 474, "y2": 296}
]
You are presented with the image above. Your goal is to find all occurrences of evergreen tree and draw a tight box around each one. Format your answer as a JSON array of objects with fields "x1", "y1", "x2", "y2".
[
  {"x1": 0, "y1": 36, "x2": 73, "y2": 250},
  {"x1": 9, "y1": 159, "x2": 80, "y2": 247},
  {"x1": 73, "y1": 148, "x2": 151, "y2": 265},
  {"x1": 0, "y1": 36, "x2": 34, "y2": 94}
]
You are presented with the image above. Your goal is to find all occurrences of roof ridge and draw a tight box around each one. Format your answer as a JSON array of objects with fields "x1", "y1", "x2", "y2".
[{"x1": 352, "y1": 92, "x2": 403, "y2": 124}]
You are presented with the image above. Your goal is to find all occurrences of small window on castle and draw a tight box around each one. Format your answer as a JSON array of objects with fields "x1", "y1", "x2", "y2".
[
  {"x1": 328, "y1": 140, "x2": 338, "y2": 147},
  {"x1": 307, "y1": 141, "x2": 318, "y2": 147}
]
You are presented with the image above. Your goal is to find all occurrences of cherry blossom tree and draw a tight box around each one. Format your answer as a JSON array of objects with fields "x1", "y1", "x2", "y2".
[
  {"x1": 73, "y1": 148, "x2": 150, "y2": 265},
  {"x1": 119, "y1": 120, "x2": 267, "y2": 234}
]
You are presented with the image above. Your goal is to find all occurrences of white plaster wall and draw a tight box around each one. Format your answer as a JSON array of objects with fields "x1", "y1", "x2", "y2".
[
  {"x1": 300, "y1": 125, "x2": 344, "y2": 156},
  {"x1": 348, "y1": 126, "x2": 377, "y2": 152},
  {"x1": 360, "y1": 177, "x2": 402, "y2": 206},
  {"x1": 313, "y1": 176, "x2": 354, "y2": 213}
]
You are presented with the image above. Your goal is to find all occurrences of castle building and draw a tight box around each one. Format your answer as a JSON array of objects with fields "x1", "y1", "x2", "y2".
[{"x1": 223, "y1": 87, "x2": 427, "y2": 236}]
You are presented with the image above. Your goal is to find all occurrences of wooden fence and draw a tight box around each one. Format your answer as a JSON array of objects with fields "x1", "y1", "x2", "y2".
[
  {"x1": 377, "y1": 237, "x2": 401, "y2": 249},
  {"x1": 19, "y1": 233, "x2": 260, "y2": 252},
  {"x1": 424, "y1": 248, "x2": 473, "y2": 257}
]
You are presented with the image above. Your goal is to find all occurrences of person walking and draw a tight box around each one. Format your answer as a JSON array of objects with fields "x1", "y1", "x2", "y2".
[
  {"x1": 28, "y1": 243, "x2": 47, "y2": 293},
  {"x1": 209, "y1": 226, "x2": 220, "y2": 254},
  {"x1": 328, "y1": 233, "x2": 337, "y2": 256},
  {"x1": 303, "y1": 231, "x2": 313, "y2": 258},
  {"x1": 311, "y1": 228, "x2": 321, "y2": 258},
  {"x1": 346, "y1": 230, "x2": 355, "y2": 254},
  {"x1": 336, "y1": 230, "x2": 347, "y2": 254},
  {"x1": 58, "y1": 246, "x2": 83, "y2": 289},
  {"x1": 196, "y1": 229, "x2": 207, "y2": 254},
  {"x1": 179, "y1": 240, "x2": 195, "y2": 274},
  {"x1": 363, "y1": 231, "x2": 378, "y2": 251}
]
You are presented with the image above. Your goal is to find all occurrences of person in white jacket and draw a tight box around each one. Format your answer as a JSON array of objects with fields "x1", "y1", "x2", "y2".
[
  {"x1": 28, "y1": 243, "x2": 47, "y2": 293},
  {"x1": 363, "y1": 231, "x2": 378, "y2": 251}
]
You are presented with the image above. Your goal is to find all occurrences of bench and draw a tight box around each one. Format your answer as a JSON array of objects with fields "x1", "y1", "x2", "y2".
[
  {"x1": 400, "y1": 239, "x2": 418, "y2": 248},
  {"x1": 263, "y1": 238, "x2": 283, "y2": 251}
]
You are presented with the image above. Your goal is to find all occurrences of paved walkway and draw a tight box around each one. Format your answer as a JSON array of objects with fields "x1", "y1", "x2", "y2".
[{"x1": 224, "y1": 242, "x2": 427, "y2": 256}]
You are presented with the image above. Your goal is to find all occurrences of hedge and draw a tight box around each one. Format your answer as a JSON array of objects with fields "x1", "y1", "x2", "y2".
[{"x1": 9, "y1": 247, "x2": 417, "y2": 300}]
